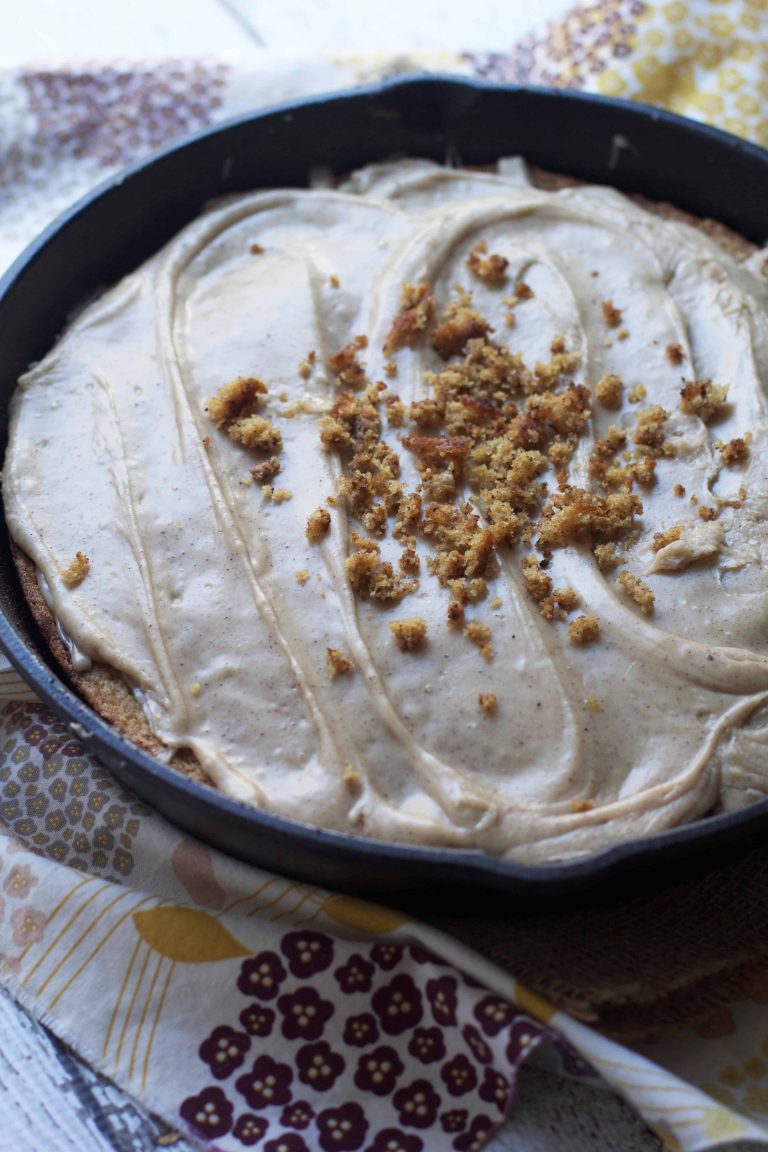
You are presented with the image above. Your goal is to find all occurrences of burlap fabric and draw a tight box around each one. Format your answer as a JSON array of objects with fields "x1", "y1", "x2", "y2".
[{"x1": 430, "y1": 846, "x2": 768, "y2": 1040}]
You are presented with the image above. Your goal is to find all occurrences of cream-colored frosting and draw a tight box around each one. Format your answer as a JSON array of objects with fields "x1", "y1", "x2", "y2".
[{"x1": 6, "y1": 158, "x2": 768, "y2": 863}]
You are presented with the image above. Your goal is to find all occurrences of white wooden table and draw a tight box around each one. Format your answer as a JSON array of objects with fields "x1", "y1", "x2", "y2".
[{"x1": 0, "y1": 3, "x2": 747, "y2": 1149}]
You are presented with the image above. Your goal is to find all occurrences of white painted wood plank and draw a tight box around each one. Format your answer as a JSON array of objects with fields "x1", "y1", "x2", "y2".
[
  {"x1": 1, "y1": 0, "x2": 262, "y2": 61},
  {"x1": 0, "y1": 986, "x2": 199, "y2": 1152}
]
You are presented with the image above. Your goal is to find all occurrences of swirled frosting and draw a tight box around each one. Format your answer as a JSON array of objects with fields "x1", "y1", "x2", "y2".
[{"x1": 6, "y1": 158, "x2": 768, "y2": 862}]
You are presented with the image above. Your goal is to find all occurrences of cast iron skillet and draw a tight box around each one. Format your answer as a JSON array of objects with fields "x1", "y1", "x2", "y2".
[{"x1": 1, "y1": 76, "x2": 767, "y2": 911}]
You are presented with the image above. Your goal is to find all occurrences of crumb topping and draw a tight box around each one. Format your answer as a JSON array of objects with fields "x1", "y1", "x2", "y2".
[
  {"x1": 250, "y1": 456, "x2": 281, "y2": 484},
  {"x1": 61, "y1": 551, "x2": 90, "y2": 588},
  {"x1": 206, "y1": 376, "x2": 268, "y2": 427},
  {"x1": 652, "y1": 525, "x2": 683, "y2": 552},
  {"x1": 327, "y1": 647, "x2": 354, "y2": 678},
  {"x1": 680, "y1": 379, "x2": 728, "y2": 422},
  {"x1": 466, "y1": 241, "x2": 509, "y2": 284},
  {"x1": 595, "y1": 373, "x2": 623, "y2": 409},
  {"x1": 389, "y1": 617, "x2": 428, "y2": 652},
  {"x1": 383, "y1": 281, "x2": 436, "y2": 357},
  {"x1": 666, "y1": 343, "x2": 684, "y2": 364},
  {"x1": 464, "y1": 621, "x2": 493, "y2": 661},
  {"x1": 306, "y1": 507, "x2": 332, "y2": 542},
  {"x1": 718, "y1": 436, "x2": 750, "y2": 465},
  {"x1": 617, "y1": 570, "x2": 655, "y2": 615},
  {"x1": 601, "y1": 299, "x2": 622, "y2": 328},
  {"x1": 346, "y1": 533, "x2": 417, "y2": 603},
  {"x1": 478, "y1": 692, "x2": 497, "y2": 713},
  {"x1": 328, "y1": 335, "x2": 368, "y2": 389},
  {"x1": 568, "y1": 615, "x2": 600, "y2": 645}
]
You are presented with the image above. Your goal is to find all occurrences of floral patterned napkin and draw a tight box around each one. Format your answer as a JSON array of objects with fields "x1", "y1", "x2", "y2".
[{"x1": 2, "y1": 2, "x2": 768, "y2": 1149}]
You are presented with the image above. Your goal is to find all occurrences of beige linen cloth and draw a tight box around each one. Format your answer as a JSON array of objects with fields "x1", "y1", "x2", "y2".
[{"x1": 2, "y1": 2, "x2": 768, "y2": 1148}]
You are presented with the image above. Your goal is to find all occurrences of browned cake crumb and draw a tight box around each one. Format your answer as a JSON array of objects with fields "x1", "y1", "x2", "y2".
[
  {"x1": 627, "y1": 383, "x2": 647, "y2": 404},
  {"x1": 680, "y1": 379, "x2": 728, "y2": 421},
  {"x1": 617, "y1": 570, "x2": 655, "y2": 615},
  {"x1": 513, "y1": 280, "x2": 533, "y2": 301},
  {"x1": 595, "y1": 373, "x2": 623, "y2": 409},
  {"x1": 389, "y1": 617, "x2": 427, "y2": 652},
  {"x1": 430, "y1": 293, "x2": 491, "y2": 360},
  {"x1": 329, "y1": 274, "x2": 340, "y2": 288},
  {"x1": 466, "y1": 242, "x2": 509, "y2": 284},
  {"x1": 306, "y1": 507, "x2": 332, "y2": 542},
  {"x1": 346, "y1": 533, "x2": 417, "y2": 603},
  {"x1": 571, "y1": 799, "x2": 594, "y2": 813},
  {"x1": 206, "y1": 376, "x2": 268, "y2": 427},
  {"x1": 191, "y1": 682, "x2": 202, "y2": 697},
  {"x1": 719, "y1": 437, "x2": 750, "y2": 465},
  {"x1": 447, "y1": 600, "x2": 465, "y2": 626},
  {"x1": 478, "y1": 692, "x2": 497, "y2": 714},
  {"x1": 295, "y1": 569, "x2": 310, "y2": 585},
  {"x1": 568, "y1": 615, "x2": 600, "y2": 645},
  {"x1": 409, "y1": 398, "x2": 446, "y2": 427},
  {"x1": 402, "y1": 434, "x2": 471, "y2": 468},
  {"x1": 399, "y1": 548, "x2": 420, "y2": 574},
  {"x1": 593, "y1": 542, "x2": 619, "y2": 571},
  {"x1": 522, "y1": 555, "x2": 552, "y2": 603},
  {"x1": 271, "y1": 488, "x2": 292, "y2": 504},
  {"x1": 250, "y1": 456, "x2": 281, "y2": 484},
  {"x1": 385, "y1": 395, "x2": 406, "y2": 427},
  {"x1": 328, "y1": 335, "x2": 368, "y2": 388},
  {"x1": 298, "y1": 358, "x2": 313, "y2": 380},
  {"x1": 555, "y1": 587, "x2": 579, "y2": 612},
  {"x1": 551, "y1": 335, "x2": 566, "y2": 354},
  {"x1": 632, "y1": 406, "x2": 668, "y2": 454},
  {"x1": 628, "y1": 456, "x2": 657, "y2": 487},
  {"x1": 464, "y1": 621, "x2": 493, "y2": 661},
  {"x1": 228, "y1": 415, "x2": 283, "y2": 452},
  {"x1": 698, "y1": 505, "x2": 718, "y2": 521},
  {"x1": 250, "y1": 243, "x2": 264, "y2": 254},
  {"x1": 202, "y1": 435, "x2": 212, "y2": 449},
  {"x1": 652, "y1": 525, "x2": 683, "y2": 552},
  {"x1": 674, "y1": 483, "x2": 686, "y2": 497},
  {"x1": 616, "y1": 328, "x2": 629, "y2": 342},
  {"x1": 585, "y1": 695, "x2": 601, "y2": 711},
  {"x1": 343, "y1": 766, "x2": 362, "y2": 794},
  {"x1": 384, "y1": 360, "x2": 398, "y2": 377},
  {"x1": 538, "y1": 487, "x2": 641, "y2": 548},
  {"x1": 383, "y1": 281, "x2": 435, "y2": 356},
  {"x1": 666, "y1": 342, "x2": 684, "y2": 364},
  {"x1": 601, "y1": 299, "x2": 622, "y2": 328},
  {"x1": 61, "y1": 551, "x2": 90, "y2": 588},
  {"x1": 490, "y1": 595, "x2": 502, "y2": 609},
  {"x1": 327, "y1": 647, "x2": 354, "y2": 678}
]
